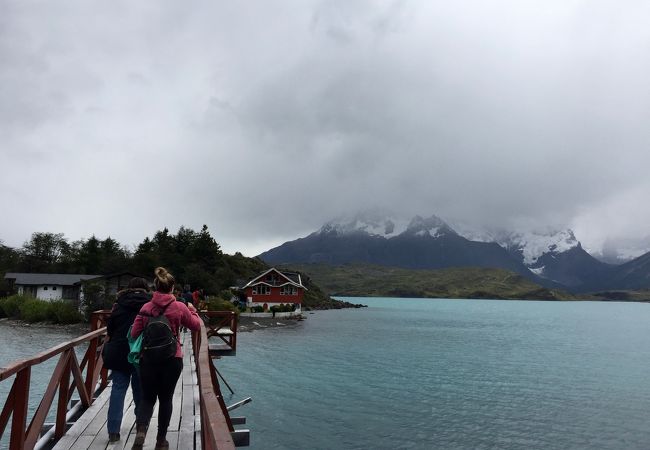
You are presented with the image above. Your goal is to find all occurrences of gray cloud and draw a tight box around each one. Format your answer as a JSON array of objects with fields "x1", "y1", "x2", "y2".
[{"x1": 1, "y1": 0, "x2": 650, "y2": 256}]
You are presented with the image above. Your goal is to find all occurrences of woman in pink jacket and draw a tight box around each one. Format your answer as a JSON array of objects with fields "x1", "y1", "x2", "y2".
[{"x1": 130, "y1": 267, "x2": 201, "y2": 450}]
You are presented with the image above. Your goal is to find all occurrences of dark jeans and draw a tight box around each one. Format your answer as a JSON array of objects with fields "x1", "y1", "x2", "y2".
[
  {"x1": 107, "y1": 365, "x2": 141, "y2": 434},
  {"x1": 136, "y1": 357, "x2": 183, "y2": 439}
]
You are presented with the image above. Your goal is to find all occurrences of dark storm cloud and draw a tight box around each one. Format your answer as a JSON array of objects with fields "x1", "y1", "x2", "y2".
[{"x1": 1, "y1": 0, "x2": 650, "y2": 256}]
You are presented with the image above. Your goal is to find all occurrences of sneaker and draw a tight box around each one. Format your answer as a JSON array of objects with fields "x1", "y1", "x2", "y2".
[
  {"x1": 108, "y1": 433, "x2": 120, "y2": 442},
  {"x1": 155, "y1": 439, "x2": 169, "y2": 450}
]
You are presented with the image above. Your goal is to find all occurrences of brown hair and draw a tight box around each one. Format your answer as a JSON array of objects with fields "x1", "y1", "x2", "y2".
[
  {"x1": 153, "y1": 267, "x2": 175, "y2": 293},
  {"x1": 127, "y1": 277, "x2": 149, "y2": 291}
]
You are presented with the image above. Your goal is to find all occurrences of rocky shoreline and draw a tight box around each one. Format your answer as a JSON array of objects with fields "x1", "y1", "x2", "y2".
[
  {"x1": 0, "y1": 317, "x2": 89, "y2": 332},
  {"x1": 237, "y1": 315, "x2": 306, "y2": 332}
]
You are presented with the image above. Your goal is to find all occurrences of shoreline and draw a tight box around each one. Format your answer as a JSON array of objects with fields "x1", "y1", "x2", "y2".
[
  {"x1": 237, "y1": 314, "x2": 306, "y2": 332},
  {"x1": 0, "y1": 317, "x2": 89, "y2": 332}
]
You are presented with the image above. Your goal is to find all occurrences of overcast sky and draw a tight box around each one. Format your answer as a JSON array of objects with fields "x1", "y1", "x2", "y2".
[{"x1": 1, "y1": 0, "x2": 650, "y2": 257}]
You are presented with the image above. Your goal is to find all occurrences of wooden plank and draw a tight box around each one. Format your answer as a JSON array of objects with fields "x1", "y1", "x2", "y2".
[
  {"x1": 166, "y1": 430, "x2": 179, "y2": 450},
  {"x1": 68, "y1": 435, "x2": 97, "y2": 449},
  {"x1": 190, "y1": 353, "x2": 202, "y2": 448},
  {"x1": 53, "y1": 386, "x2": 112, "y2": 450},
  {"x1": 80, "y1": 397, "x2": 110, "y2": 437},
  {"x1": 167, "y1": 337, "x2": 186, "y2": 432}
]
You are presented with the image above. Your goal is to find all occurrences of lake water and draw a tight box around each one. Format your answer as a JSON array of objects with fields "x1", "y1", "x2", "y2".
[
  {"x1": 2, "y1": 299, "x2": 650, "y2": 449},
  {"x1": 217, "y1": 298, "x2": 650, "y2": 450}
]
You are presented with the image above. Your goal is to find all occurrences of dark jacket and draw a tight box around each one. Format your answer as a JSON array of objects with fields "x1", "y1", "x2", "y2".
[{"x1": 103, "y1": 289, "x2": 150, "y2": 371}]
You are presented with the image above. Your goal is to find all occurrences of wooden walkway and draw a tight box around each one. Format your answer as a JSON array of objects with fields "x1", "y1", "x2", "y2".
[{"x1": 52, "y1": 332, "x2": 200, "y2": 450}]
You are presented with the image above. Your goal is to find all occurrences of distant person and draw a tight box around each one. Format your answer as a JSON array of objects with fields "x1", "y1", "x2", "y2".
[
  {"x1": 192, "y1": 288, "x2": 200, "y2": 304},
  {"x1": 182, "y1": 285, "x2": 193, "y2": 305},
  {"x1": 131, "y1": 267, "x2": 201, "y2": 450},
  {"x1": 103, "y1": 277, "x2": 151, "y2": 443},
  {"x1": 174, "y1": 288, "x2": 185, "y2": 304}
]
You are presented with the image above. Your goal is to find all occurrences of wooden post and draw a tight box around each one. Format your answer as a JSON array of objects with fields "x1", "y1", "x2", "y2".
[
  {"x1": 56, "y1": 351, "x2": 72, "y2": 439},
  {"x1": 9, "y1": 368, "x2": 30, "y2": 450},
  {"x1": 84, "y1": 337, "x2": 97, "y2": 397}
]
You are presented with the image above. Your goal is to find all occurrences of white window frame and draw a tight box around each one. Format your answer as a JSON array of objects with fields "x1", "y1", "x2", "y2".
[{"x1": 252, "y1": 285, "x2": 270, "y2": 295}]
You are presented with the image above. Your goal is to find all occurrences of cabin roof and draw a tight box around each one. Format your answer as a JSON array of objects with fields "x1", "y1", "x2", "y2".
[
  {"x1": 3, "y1": 273, "x2": 102, "y2": 286},
  {"x1": 242, "y1": 267, "x2": 307, "y2": 289}
]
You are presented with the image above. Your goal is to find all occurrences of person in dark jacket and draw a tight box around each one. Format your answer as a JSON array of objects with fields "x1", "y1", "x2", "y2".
[{"x1": 104, "y1": 277, "x2": 151, "y2": 443}]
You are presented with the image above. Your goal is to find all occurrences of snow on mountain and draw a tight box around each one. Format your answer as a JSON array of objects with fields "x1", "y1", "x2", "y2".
[
  {"x1": 501, "y1": 229, "x2": 579, "y2": 266},
  {"x1": 453, "y1": 224, "x2": 580, "y2": 266},
  {"x1": 320, "y1": 211, "x2": 410, "y2": 238},
  {"x1": 320, "y1": 212, "x2": 456, "y2": 239},
  {"x1": 322, "y1": 212, "x2": 581, "y2": 266},
  {"x1": 404, "y1": 215, "x2": 456, "y2": 238}
]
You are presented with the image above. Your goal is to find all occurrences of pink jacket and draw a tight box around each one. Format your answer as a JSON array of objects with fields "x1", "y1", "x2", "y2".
[{"x1": 131, "y1": 291, "x2": 202, "y2": 358}]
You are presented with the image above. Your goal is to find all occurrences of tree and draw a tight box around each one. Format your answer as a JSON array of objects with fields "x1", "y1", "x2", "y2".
[{"x1": 20, "y1": 232, "x2": 68, "y2": 272}]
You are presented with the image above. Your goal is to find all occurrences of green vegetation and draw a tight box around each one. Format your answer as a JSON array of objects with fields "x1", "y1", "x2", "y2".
[
  {"x1": 589, "y1": 290, "x2": 650, "y2": 302},
  {"x1": 279, "y1": 263, "x2": 577, "y2": 301},
  {"x1": 0, "y1": 294, "x2": 83, "y2": 323},
  {"x1": 0, "y1": 227, "x2": 337, "y2": 306}
]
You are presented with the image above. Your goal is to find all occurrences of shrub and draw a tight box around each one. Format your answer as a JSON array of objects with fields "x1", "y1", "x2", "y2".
[
  {"x1": 0, "y1": 295, "x2": 83, "y2": 324},
  {"x1": 206, "y1": 298, "x2": 238, "y2": 313},
  {"x1": 218, "y1": 289, "x2": 234, "y2": 301},
  {"x1": 50, "y1": 301, "x2": 83, "y2": 324},
  {"x1": 252, "y1": 305, "x2": 265, "y2": 313},
  {"x1": 0, "y1": 294, "x2": 30, "y2": 318},
  {"x1": 19, "y1": 299, "x2": 51, "y2": 323}
]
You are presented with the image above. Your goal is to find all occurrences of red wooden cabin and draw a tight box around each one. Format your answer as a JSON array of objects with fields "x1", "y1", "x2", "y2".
[{"x1": 242, "y1": 268, "x2": 306, "y2": 311}]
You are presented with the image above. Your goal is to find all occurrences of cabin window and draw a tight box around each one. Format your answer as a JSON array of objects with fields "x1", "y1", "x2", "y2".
[
  {"x1": 43, "y1": 286, "x2": 48, "y2": 290},
  {"x1": 253, "y1": 285, "x2": 270, "y2": 295},
  {"x1": 280, "y1": 286, "x2": 297, "y2": 295}
]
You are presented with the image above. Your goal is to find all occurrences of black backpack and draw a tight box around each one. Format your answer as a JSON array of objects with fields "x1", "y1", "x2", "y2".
[{"x1": 140, "y1": 303, "x2": 177, "y2": 363}]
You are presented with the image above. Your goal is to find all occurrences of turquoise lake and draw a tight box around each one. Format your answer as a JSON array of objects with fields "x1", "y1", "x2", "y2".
[{"x1": 217, "y1": 298, "x2": 650, "y2": 450}]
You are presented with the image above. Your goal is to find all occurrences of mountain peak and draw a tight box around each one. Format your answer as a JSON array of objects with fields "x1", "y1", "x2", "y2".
[
  {"x1": 405, "y1": 215, "x2": 456, "y2": 238},
  {"x1": 319, "y1": 210, "x2": 410, "y2": 238}
]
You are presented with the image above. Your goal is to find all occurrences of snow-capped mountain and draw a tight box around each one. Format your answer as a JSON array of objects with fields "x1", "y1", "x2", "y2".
[
  {"x1": 452, "y1": 225, "x2": 580, "y2": 266},
  {"x1": 259, "y1": 210, "x2": 650, "y2": 292},
  {"x1": 452, "y1": 224, "x2": 611, "y2": 288},
  {"x1": 260, "y1": 211, "x2": 541, "y2": 283},
  {"x1": 321, "y1": 211, "x2": 457, "y2": 240},
  {"x1": 496, "y1": 229, "x2": 579, "y2": 266},
  {"x1": 319, "y1": 211, "x2": 411, "y2": 238}
]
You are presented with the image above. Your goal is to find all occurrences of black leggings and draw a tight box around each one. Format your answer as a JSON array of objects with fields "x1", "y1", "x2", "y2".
[{"x1": 137, "y1": 357, "x2": 183, "y2": 439}]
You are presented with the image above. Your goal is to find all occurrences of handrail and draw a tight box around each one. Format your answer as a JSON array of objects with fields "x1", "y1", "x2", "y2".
[
  {"x1": 202, "y1": 311, "x2": 238, "y2": 353},
  {"x1": 193, "y1": 321, "x2": 236, "y2": 450},
  {"x1": 1, "y1": 308, "x2": 240, "y2": 450},
  {"x1": 0, "y1": 311, "x2": 110, "y2": 450}
]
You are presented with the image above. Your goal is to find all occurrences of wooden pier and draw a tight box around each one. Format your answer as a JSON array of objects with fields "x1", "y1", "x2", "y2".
[{"x1": 0, "y1": 310, "x2": 247, "y2": 450}]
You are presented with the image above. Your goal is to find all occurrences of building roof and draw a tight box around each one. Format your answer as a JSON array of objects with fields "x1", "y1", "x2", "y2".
[
  {"x1": 242, "y1": 267, "x2": 307, "y2": 290},
  {"x1": 4, "y1": 273, "x2": 102, "y2": 286}
]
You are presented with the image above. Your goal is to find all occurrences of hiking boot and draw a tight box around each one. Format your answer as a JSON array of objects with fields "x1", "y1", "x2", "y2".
[
  {"x1": 108, "y1": 432, "x2": 120, "y2": 442},
  {"x1": 155, "y1": 439, "x2": 169, "y2": 450},
  {"x1": 131, "y1": 424, "x2": 147, "y2": 449}
]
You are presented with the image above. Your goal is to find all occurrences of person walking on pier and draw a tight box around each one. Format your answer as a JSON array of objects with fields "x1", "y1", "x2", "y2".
[
  {"x1": 103, "y1": 277, "x2": 151, "y2": 443},
  {"x1": 130, "y1": 267, "x2": 201, "y2": 450}
]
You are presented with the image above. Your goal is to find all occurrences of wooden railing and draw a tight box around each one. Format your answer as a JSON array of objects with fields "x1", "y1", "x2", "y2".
[
  {"x1": 0, "y1": 311, "x2": 110, "y2": 450},
  {"x1": 1, "y1": 309, "x2": 242, "y2": 449},
  {"x1": 202, "y1": 311, "x2": 238, "y2": 354},
  {"x1": 192, "y1": 321, "x2": 236, "y2": 450}
]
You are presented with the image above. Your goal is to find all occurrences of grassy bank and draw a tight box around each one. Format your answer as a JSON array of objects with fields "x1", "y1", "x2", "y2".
[
  {"x1": 280, "y1": 263, "x2": 577, "y2": 301},
  {"x1": 0, "y1": 294, "x2": 83, "y2": 324}
]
